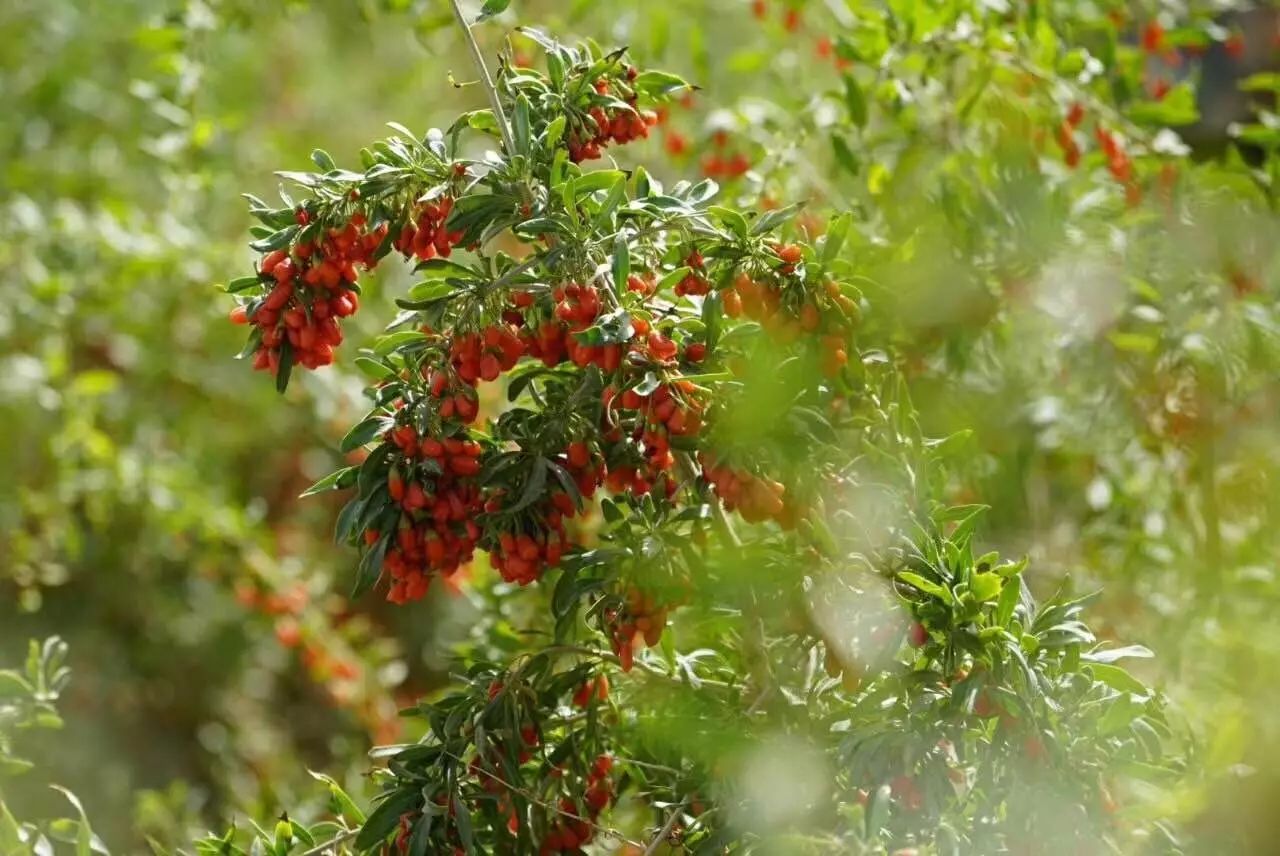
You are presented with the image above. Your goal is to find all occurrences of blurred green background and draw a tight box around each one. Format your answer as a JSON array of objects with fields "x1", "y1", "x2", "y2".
[{"x1": 3, "y1": 0, "x2": 1280, "y2": 851}]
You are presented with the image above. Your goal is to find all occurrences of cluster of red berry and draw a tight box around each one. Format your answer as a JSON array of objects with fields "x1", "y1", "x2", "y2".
[
  {"x1": 450, "y1": 324, "x2": 526, "y2": 383},
  {"x1": 503, "y1": 285, "x2": 624, "y2": 370},
  {"x1": 701, "y1": 130, "x2": 752, "y2": 179},
  {"x1": 750, "y1": 0, "x2": 801, "y2": 32},
  {"x1": 1055, "y1": 102, "x2": 1086, "y2": 168},
  {"x1": 487, "y1": 514, "x2": 571, "y2": 586},
  {"x1": 230, "y1": 211, "x2": 381, "y2": 372},
  {"x1": 539, "y1": 755, "x2": 615, "y2": 853},
  {"x1": 1096, "y1": 126, "x2": 1141, "y2": 206},
  {"x1": 485, "y1": 441, "x2": 604, "y2": 586},
  {"x1": 698, "y1": 452, "x2": 794, "y2": 527},
  {"x1": 337, "y1": 239, "x2": 850, "y2": 608},
  {"x1": 378, "y1": 429, "x2": 485, "y2": 603},
  {"x1": 673, "y1": 250, "x2": 712, "y2": 297},
  {"x1": 393, "y1": 196, "x2": 464, "y2": 261},
  {"x1": 568, "y1": 74, "x2": 659, "y2": 163},
  {"x1": 1052, "y1": 103, "x2": 1147, "y2": 206},
  {"x1": 571, "y1": 673, "x2": 610, "y2": 708},
  {"x1": 603, "y1": 587, "x2": 670, "y2": 672},
  {"x1": 723, "y1": 254, "x2": 855, "y2": 376},
  {"x1": 606, "y1": 378, "x2": 704, "y2": 498}
]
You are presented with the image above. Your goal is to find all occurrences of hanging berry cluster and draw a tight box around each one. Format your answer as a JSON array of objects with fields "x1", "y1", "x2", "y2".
[
  {"x1": 377, "y1": 426, "x2": 485, "y2": 604},
  {"x1": 393, "y1": 195, "x2": 464, "y2": 261},
  {"x1": 721, "y1": 249, "x2": 857, "y2": 377},
  {"x1": 499, "y1": 33, "x2": 674, "y2": 165},
  {"x1": 538, "y1": 754, "x2": 615, "y2": 854},
  {"x1": 701, "y1": 129, "x2": 753, "y2": 180},
  {"x1": 1049, "y1": 102, "x2": 1153, "y2": 207},
  {"x1": 602, "y1": 586, "x2": 670, "y2": 672},
  {"x1": 228, "y1": 210, "x2": 382, "y2": 375},
  {"x1": 567, "y1": 73, "x2": 660, "y2": 163}
]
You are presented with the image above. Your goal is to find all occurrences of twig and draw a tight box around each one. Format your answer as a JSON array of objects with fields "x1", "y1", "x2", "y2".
[
  {"x1": 439, "y1": 749, "x2": 646, "y2": 849},
  {"x1": 642, "y1": 799, "x2": 688, "y2": 856},
  {"x1": 449, "y1": 0, "x2": 517, "y2": 155}
]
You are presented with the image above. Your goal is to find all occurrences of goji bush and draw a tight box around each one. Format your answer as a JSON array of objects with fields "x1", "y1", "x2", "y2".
[
  {"x1": 218, "y1": 9, "x2": 1180, "y2": 854},
  {"x1": 9, "y1": 0, "x2": 1280, "y2": 854}
]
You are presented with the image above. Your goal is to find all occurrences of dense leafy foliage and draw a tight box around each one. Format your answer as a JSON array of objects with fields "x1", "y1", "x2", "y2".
[{"x1": 4, "y1": 0, "x2": 1280, "y2": 854}]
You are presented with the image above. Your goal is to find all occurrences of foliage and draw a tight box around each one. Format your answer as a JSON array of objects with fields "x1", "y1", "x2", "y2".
[
  {"x1": 216, "y1": 10, "x2": 1193, "y2": 854},
  {"x1": 4, "y1": 0, "x2": 1280, "y2": 854}
]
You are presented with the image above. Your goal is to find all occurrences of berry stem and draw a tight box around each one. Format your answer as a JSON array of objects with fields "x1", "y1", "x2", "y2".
[
  {"x1": 297, "y1": 829, "x2": 358, "y2": 856},
  {"x1": 642, "y1": 799, "x2": 688, "y2": 856},
  {"x1": 449, "y1": 0, "x2": 517, "y2": 156}
]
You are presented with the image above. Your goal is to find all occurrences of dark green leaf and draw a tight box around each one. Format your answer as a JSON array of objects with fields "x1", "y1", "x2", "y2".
[
  {"x1": 355, "y1": 789, "x2": 422, "y2": 851},
  {"x1": 340, "y1": 416, "x2": 390, "y2": 453},
  {"x1": 225, "y1": 275, "x2": 262, "y2": 294},
  {"x1": 275, "y1": 341, "x2": 295, "y2": 394}
]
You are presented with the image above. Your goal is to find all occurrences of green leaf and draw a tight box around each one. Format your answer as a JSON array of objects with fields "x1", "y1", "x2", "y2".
[
  {"x1": 544, "y1": 115, "x2": 566, "y2": 149},
  {"x1": 513, "y1": 94, "x2": 531, "y2": 155},
  {"x1": 995, "y1": 575, "x2": 1021, "y2": 626},
  {"x1": 249, "y1": 225, "x2": 298, "y2": 253},
  {"x1": 340, "y1": 416, "x2": 390, "y2": 453},
  {"x1": 463, "y1": 110, "x2": 499, "y2": 135},
  {"x1": 475, "y1": 0, "x2": 510, "y2": 23},
  {"x1": 750, "y1": 202, "x2": 804, "y2": 236},
  {"x1": 225, "y1": 275, "x2": 262, "y2": 294},
  {"x1": 865, "y1": 784, "x2": 891, "y2": 837},
  {"x1": 355, "y1": 789, "x2": 422, "y2": 850},
  {"x1": 1083, "y1": 645, "x2": 1154, "y2": 664},
  {"x1": 1128, "y1": 84, "x2": 1199, "y2": 127},
  {"x1": 404, "y1": 280, "x2": 458, "y2": 304},
  {"x1": 507, "y1": 459, "x2": 549, "y2": 514},
  {"x1": 1087, "y1": 663, "x2": 1150, "y2": 696},
  {"x1": 334, "y1": 496, "x2": 365, "y2": 545},
  {"x1": 710, "y1": 205, "x2": 749, "y2": 240},
  {"x1": 547, "y1": 51, "x2": 566, "y2": 89},
  {"x1": 299, "y1": 467, "x2": 357, "y2": 498},
  {"x1": 897, "y1": 571, "x2": 954, "y2": 604},
  {"x1": 414, "y1": 258, "x2": 474, "y2": 279},
  {"x1": 842, "y1": 73, "x2": 868, "y2": 128},
  {"x1": 309, "y1": 771, "x2": 366, "y2": 824},
  {"x1": 357, "y1": 444, "x2": 391, "y2": 498},
  {"x1": 354, "y1": 357, "x2": 396, "y2": 381},
  {"x1": 821, "y1": 212, "x2": 852, "y2": 267},
  {"x1": 970, "y1": 572, "x2": 1003, "y2": 603},
  {"x1": 275, "y1": 341, "x2": 295, "y2": 394},
  {"x1": 631, "y1": 70, "x2": 690, "y2": 99},
  {"x1": 452, "y1": 796, "x2": 475, "y2": 852},
  {"x1": 373, "y1": 331, "x2": 429, "y2": 356},
  {"x1": 611, "y1": 235, "x2": 629, "y2": 291},
  {"x1": 592, "y1": 177, "x2": 628, "y2": 229},
  {"x1": 49, "y1": 786, "x2": 93, "y2": 856},
  {"x1": 831, "y1": 133, "x2": 860, "y2": 177},
  {"x1": 310, "y1": 149, "x2": 336, "y2": 171},
  {"x1": 703, "y1": 290, "x2": 723, "y2": 352},
  {"x1": 1239, "y1": 72, "x2": 1280, "y2": 93},
  {"x1": 0, "y1": 670, "x2": 32, "y2": 697},
  {"x1": 352, "y1": 531, "x2": 390, "y2": 599},
  {"x1": 573, "y1": 170, "x2": 626, "y2": 195},
  {"x1": 0, "y1": 802, "x2": 25, "y2": 851}
]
